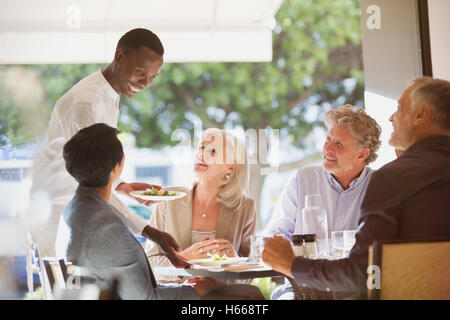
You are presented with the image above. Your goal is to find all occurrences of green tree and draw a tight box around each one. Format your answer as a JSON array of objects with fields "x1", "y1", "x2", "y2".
[
  {"x1": 0, "y1": 86, "x2": 23, "y2": 147},
  {"x1": 0, "y1": 64, "x2": 103, "y2": 147},
  {"x1": 0, "y1": 66, "x2": 51, "y2": 147}
]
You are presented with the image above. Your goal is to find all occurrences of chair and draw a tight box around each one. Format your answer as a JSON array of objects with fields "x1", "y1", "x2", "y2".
[
  {"x1": 24, "y1": 231, "x2": 53, "y2": 299},
  {"x1": 41, "y1": 257, "x2": 75, "y2": 295},
  {"x1": 367, "y1": 238, "x2": 450, "y2": 300},
  {"x1": 24, "y1": 232, "x2": 110, "y2": 300},
  {"x1": 42, "y1": 261, "x2": 120, "y2": 300}
]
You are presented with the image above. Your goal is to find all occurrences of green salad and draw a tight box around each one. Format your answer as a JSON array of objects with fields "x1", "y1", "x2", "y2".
[
  {"x1": 207, "y1": 252, "x2": 228, "y2": 261},
  {"x1": 143, "y1": 187, "x2": 177, "y2": 196}
]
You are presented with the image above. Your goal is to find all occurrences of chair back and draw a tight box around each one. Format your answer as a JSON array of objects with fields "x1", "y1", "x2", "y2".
[
  {"x1": 42, "y1": 262, "x2": 120, "y2": 300},
  {"x1": 42, "y1": 257, "x2": 73, "y2": 292},
  {"x1": 368, "y1": 238, "x2": 450, "y2": 300},
  {"x1": 24, "y1": 231, "x2": 54, "y2": 299}
]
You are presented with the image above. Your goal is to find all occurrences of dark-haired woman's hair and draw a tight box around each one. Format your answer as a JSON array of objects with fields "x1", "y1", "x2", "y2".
[{"x1": 63, "y1": 123, "x2": 124, "y2": 188}]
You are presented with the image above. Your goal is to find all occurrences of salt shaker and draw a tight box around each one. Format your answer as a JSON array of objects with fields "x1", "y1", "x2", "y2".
[
  {"x1": 292, "y1": 234, "x2": 305, "y2": 257},
  {"x1": 303, "y1": 234, "x2": 318, "y2": 259}
]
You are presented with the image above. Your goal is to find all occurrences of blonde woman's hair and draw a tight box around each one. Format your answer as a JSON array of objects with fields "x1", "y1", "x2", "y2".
[
  {"x1": 198, "y1": 128, "x2": 249, "y2": 212},
  {"x1": 324, "y1": 104, "x2": 381, "y2": 165}
]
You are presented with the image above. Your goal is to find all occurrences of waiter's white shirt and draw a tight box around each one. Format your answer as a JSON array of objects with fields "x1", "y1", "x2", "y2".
[
  {"x1": 264, "y1": 165, "x2": 374, "y2": 238},
  {"x1": 30, "y1": 69, "x2": 147, "y2": 256}
]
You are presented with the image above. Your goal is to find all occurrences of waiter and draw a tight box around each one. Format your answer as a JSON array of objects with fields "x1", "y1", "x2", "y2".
[{"x1": 29, "y1": 28, "x2": 187, "y2": 268}]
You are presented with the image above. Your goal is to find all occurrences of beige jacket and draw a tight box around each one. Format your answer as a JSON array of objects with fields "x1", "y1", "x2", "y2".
[{"x1": 145, "y1": 184, "x2": 256, "y2": 281}]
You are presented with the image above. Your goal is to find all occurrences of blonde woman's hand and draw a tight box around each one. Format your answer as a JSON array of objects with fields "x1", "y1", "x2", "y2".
[{"x1": 181, "y1": 238, "x2": 237, "y2": 260}]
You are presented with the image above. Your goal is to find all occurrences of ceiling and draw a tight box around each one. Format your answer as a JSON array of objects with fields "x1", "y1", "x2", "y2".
[{"x1": 0, "y1": 0, "x2": 284, "y2": 64}]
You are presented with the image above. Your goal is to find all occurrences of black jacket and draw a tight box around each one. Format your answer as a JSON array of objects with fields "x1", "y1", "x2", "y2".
[{"x1": 291, "y1": 135, "x2": 450, "y2": 296}]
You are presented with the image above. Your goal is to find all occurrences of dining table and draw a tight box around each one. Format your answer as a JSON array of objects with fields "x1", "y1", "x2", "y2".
[{"x1": 154, "y1": 262, "x2": 283, "y2": 280}]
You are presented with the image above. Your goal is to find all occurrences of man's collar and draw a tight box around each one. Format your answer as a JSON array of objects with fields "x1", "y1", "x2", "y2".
[
  {"x1": 349, "y1": 166, "x2": 370, "y2": 187},
  {"x1": 326, "y1": 166, "x2": 370, "y2": 193},
  {"x1": 98, "y1": 68, "x2": 120, "y2": 103},
  {"x1": 405, "y1": 135, "x2": 450, "y2": 154}
]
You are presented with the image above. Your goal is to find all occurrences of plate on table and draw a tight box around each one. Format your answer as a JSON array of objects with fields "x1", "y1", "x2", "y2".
[
  {"x1": 188, "y1": 257, "x2": 248, "y2": 267},
  {"x1": 221, "y1": 263, "x2": 267, "y2": 272},
  {"x1": 130, "y1": 190, "x2": 187, "y2": 201}
]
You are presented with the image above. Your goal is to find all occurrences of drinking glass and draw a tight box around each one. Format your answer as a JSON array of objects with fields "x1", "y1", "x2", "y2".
[
  {"x1": 343, "y1": 230, "x2": 357, "y2": 250},
  {"x1": 331, "y1": 231, "x2": 345, "y2": 258},
  {"x1": 250, "y1": 235, "x2": 265, "y2": 264},
  {"x1": 331, "y1": 230, "x2": 357, "y2": 258}
]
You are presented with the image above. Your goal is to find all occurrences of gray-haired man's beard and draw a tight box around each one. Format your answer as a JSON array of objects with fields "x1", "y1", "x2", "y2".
[{"x1": 322, "y1": 161, "x2": 355, "y2": 174}]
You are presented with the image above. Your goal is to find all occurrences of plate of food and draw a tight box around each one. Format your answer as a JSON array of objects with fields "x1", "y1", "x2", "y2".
[
  {"x1": 130, "y1": 187, "x2": 187, "y2": 201},
  {"x1": 188, "y1": 254, "x2": 248, "y2": 267}
]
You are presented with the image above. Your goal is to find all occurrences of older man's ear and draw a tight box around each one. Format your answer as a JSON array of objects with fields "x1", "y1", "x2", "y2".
[
  {"x1": 357, "y1": 148, "x2": 370, "y2": 162},
  {"x1": 413, "y1": 105, "x2": 433, "y2": 125}
]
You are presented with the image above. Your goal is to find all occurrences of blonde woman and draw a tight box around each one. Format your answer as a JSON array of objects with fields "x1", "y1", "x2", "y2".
[{"x1": 145, "y1": 128, "x2": 256, "y2": 281}]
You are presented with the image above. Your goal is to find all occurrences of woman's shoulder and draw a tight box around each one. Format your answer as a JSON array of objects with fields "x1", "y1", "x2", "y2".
[
  {"x1": 242, "y1": 194, "x2": 255, "y2": 205},
  {"x1": 239, "y1": 195, "x2": 256, "y2": 213}
]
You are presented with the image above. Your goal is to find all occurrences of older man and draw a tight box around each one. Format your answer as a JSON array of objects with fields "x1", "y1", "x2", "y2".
[
  {"x1": 262, "y1": 77, "x2": 450, "y2": 297},
  {"x1": 264, "y1": 105, "x2": 381, "y2": 299},
  {"x1": 265, "y1": 104, "x2": 381, "y2": 241},
  {"x1": 30, "y1": 28, "x2": 186, "y2": 267}
]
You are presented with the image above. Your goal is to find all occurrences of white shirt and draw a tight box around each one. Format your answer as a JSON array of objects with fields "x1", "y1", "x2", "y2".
[
  {"x1": 264, "y1": 165, "x2": 374, "y2": 239},
  {"x1": 30, "y1": 69, "x2": 147, "y2": 256}
]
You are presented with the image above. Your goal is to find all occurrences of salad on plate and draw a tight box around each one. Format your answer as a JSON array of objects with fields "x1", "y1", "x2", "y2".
[
  {"x1": 188, "y1": 253, "x2": 248, "y2": 267},
  {"x1": 143, "y1": 187, "x2": 177, "y2": 196},
  {"x1": 130, "y1": 187, "x2": 186, "y2": 201}
]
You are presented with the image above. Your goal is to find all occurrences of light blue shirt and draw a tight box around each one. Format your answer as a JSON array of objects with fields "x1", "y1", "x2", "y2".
[{"x1": 264, "y1": 165, "x2": 374, "y2": 239}]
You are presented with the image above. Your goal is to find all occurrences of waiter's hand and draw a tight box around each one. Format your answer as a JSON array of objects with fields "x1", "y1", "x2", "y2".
[
  {"x1": 143, "y1": 225, "x2": 190, "y2": 268},
  {"x1": 115, "y1": 182, "x2": 161, "y2": 206},
  {"x1": 262, "y1": 235, "x2": 295, "y2": 278}
]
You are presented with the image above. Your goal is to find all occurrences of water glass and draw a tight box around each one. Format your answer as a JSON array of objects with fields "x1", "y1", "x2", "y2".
[
  {"x1": 331, "y1": 230, "x2": 356, "y2": 258},
  {"x1": 343, "y1": 230, "x2": 356, "y2": 249},
  {"x1": 250, "y1": 235, "x2": 265, "y2": 263}
]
